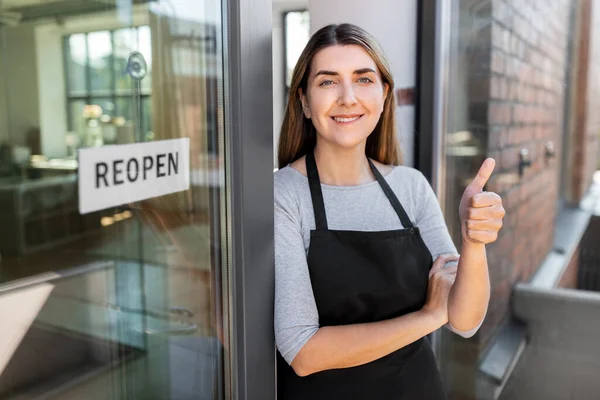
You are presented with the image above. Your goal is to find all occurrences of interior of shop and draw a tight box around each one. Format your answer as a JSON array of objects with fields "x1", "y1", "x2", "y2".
[{"x1": 0, "y1": 1, "x2": 225, "y2": 398}]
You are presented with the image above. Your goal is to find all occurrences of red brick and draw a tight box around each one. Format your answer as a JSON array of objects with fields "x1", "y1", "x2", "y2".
[
  {"x1": 500, "y1": 146, "x2": 520, "y2": 170},
  {"x1": 491, "y1": 51, "x2": 506, "y2": 74},
  {"x1": 489, "y1": 102, "x2": 511, "y2": 125}
]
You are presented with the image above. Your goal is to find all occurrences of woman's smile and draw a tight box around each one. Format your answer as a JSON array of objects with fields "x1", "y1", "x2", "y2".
[
  {"x1": 331, "y1": 114, "x2": 364, "y2": 124},
  {"x1": 299, "y1": 44, "x2": 389, "y2": 149}
]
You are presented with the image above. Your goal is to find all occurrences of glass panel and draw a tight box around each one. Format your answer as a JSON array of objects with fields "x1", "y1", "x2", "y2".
[
  {"x1": 90, "y1": 97, "x2": 116, "y2": 117},
  {"x1": 284, "y1": 11, "x2": 310, "y2": 88},
  {"x1": 0, "y1": 1, "x2": 228, "y2": 399},
  {"x1": 114, "y1": 28, "x2": 137, "y2": 95},
  {"x1": 142, "y1": 96, "x2": 153, "y2": 141},
  {"x1": 115, "y1": 97, "x2": 134, "y2": 122},
  {"x1": 69, "y1": 100, "x2": 87, "y2": 137},
  {"x1": 138, "y1": 26, "x2": 153, "y2": 94},
  {"x1": 88, "y1": 31, "x2": 113, "y2": 96},
  {"x1": 437, "y1": 1, "x2": 600, "y2": 399},
  {"x1": 66, "y1": 34, "x2": 88, "y2": 96}
]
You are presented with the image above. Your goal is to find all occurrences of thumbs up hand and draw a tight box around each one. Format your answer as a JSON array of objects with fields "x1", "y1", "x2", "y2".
[{"x1": 459, "y1": 158, "x2": 505, "y2": 245}]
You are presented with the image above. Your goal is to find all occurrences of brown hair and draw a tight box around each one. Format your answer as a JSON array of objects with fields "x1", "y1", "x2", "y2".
[{"x1": 277, "y1": 23, "x2": 400, "y2": 169}]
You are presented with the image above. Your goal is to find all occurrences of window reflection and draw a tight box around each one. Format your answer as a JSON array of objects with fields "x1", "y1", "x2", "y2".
[
  {"x1": 64, "y1": 27, "x2": 152, "y2": 148},
  {"x1": 0, "y1": 1, "x2": 228, "y2": 399},
  {"x1": 66, "y1": 34, "x2": 87, "y2": 96},
  {"x1": 114, "y1": 28, "x2": 138, "y2": 94},
  {"x1": 437, "y1": 1, "x2": 600, "y2": 399},
  {"x1": 88, "y1": 31, "x2": 113, "y2": 95}
]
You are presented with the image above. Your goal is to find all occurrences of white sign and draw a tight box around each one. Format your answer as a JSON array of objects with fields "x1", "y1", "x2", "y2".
[{"x1": 78, "y1": 138, "x2": 190, "y2": 214}]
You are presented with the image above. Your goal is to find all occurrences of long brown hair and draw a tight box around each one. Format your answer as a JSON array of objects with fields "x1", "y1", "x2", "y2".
[{"x1": 277, "y1": 23, "x2": 401, "y2": 169}]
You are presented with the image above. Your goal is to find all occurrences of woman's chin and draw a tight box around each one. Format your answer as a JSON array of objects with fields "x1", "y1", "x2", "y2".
[
  {"x1": 317, "y1": 131, "x2": 370, "y2": 150},
  {"x1": 332, "y1": 136, "x2": 370, "y2": 150}
]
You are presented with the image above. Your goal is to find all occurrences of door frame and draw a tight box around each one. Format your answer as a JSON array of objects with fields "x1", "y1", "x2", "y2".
[{"x1": 224, "y1": 0, "x2": 276, "y2": 399}]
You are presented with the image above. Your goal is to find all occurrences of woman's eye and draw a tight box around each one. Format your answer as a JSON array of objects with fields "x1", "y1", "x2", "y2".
[
  {"x1": 319, "y1": 80, "x2": 334, "y2": 86},
  {"x1": 358, "y1": 77, "x2": 373, "y2": 83}
]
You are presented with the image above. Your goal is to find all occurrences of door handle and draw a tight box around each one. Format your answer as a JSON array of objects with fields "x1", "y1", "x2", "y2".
[
  {"x1": 143, "y1": 323, "x2": 199, "y2": 336},
  {"x1": 168, "y1": 307, "x2": 194, "y2": 318}
]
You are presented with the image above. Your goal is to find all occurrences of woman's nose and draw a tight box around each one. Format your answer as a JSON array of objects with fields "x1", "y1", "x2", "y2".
[{"x1": 338, "y1": 82, "x2": 357, "y2": 106}]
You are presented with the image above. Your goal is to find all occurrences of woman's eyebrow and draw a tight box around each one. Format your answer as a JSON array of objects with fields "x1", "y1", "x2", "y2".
[
  {"x1": 354, "y1": 68, "x2": 376, "y2": 75},
  {"x1": 314, "y1": 70, "x2": 338, "y2": 77},
  {"x1": 313, "y1": 68, "x2": 377, "y2": 78}
]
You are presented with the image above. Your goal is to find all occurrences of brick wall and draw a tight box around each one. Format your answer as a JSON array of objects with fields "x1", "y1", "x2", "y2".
[
  {"x1": 581, "y1": 1, "x2": 600, "y2": 193},
  {"x1": 441, "y1": 1, "x2": 600, "y2": 399},
  {"x1": 483, "y1": 0, "x2": 571, "y2": 348},
  {"x1": 441, "y1": 2, "x2": 574, "y2": 399}
]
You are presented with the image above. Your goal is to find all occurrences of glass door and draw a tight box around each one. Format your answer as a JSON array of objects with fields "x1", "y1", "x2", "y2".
[{"x1": 0, "y1": 1, "x2": 228, "y2": 399}]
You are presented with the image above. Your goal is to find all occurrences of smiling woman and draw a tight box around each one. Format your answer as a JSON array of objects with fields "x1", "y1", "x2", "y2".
[
  {"x1": 275, "y1": 23, "x2": 501, "y2": 400},
  {"x1": 278, "y1": 23, "x2": 400, "y2": 169},
  {"x1": 297, "y1": 46, "x2": 389, "y2": 154}
]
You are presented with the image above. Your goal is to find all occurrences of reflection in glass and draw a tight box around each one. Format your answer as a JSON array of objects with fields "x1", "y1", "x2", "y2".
[
  {"x1": 0, "y1": 1, "x2": 227, "y2": 398},
  {"x1": 90, "y1": 98, "x2": 115, "y2": 116},
  {"x1": 436, "y1": 1, "x2": 494, "y2": 397},
  {"x1": 88, "y1": 31, "x2": 113, "y2": 96},
  {"x1": 69, "y1": 100, "x2": 87, "y2": 135},
  {"x1": 142, "y1": 96, "x2": 153, "y2": 140},
  {"x1": 114, "y1": 28, "x2": 138, "y2": 94},
  {"x1": 66, "y1": 34, "x2": 87, "y2": 96},
  {"x1": 116, "y1": 97, "x2": 134, "y2": 122},
  {"x1": 138, "y1": 26, "x2": 153, "y2": 93}
]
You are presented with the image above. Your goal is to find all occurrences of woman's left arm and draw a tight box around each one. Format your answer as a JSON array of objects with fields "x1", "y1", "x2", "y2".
[{"x1": 449, "y1": 158, "x2": 505, "y2": 332}]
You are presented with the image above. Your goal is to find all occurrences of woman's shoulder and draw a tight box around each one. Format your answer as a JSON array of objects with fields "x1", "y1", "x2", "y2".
[
  {"x1": 274, "y1": 162, "x2": 308, "y2": 206},
  {"x1": 385, "y1": 164, "x2": 428, "y2": 187},
  {"x1": 274, "y1": 163, "x2": 306, "y2": 186},
  {"x1": 385, "y1": 164, "x2": 433, "y2": 208}
]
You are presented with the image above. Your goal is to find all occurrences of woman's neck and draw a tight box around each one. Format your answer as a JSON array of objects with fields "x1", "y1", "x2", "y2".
[{"x1": 313, "y1": 143, "x2": 374, "y2": 186}]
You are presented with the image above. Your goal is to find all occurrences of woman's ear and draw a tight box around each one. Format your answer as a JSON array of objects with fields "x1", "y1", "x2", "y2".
[{"x1": 298, "y1": 88, "x2": 312, "y2": 119}]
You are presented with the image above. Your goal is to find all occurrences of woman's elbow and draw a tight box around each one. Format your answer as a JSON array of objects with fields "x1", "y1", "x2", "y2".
[{"x1": 290, "y1": 350, "x2": 317, "y2": 377}]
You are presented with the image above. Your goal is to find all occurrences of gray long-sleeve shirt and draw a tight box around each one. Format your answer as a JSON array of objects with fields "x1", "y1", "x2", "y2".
[{"x1": 274, "y1": 164, "x2": 485, "y2": 365}]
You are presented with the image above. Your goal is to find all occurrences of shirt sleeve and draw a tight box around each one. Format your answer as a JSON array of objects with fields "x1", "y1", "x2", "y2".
[
  {"x1": 274, "y1": 177, "x2": 319, "y2": 365},
  {"x1": 413, "y1": 171, "x2": 486, "y2": 338}
]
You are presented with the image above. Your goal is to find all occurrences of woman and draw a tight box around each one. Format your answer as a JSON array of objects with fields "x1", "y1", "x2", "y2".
[{"x1": 275, "y1": 23, "x2": 504, "y2": 399}]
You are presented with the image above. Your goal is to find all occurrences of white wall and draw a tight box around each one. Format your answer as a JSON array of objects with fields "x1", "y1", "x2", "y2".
[
  {"x1": 308, "y1": 0, "x2": 418, "y2": 166},
  {"x1": 272, "y1": 0, "x2": 308, "y2": 168},
  {"x1": 0, "y1": 25, "x2": 40, "y2": 149},
  {"x1": 34, "y1": 25, "x2": 67, "y2": 158}
]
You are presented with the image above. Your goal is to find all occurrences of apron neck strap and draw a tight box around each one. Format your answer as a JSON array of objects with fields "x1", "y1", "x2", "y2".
[
  {"x1": 367, "y1": 158, "x2": 414, "y2": 228},
  {"x1": 305, "y1": 152, "x2": 414, "y2": 230},
  {"x1": 306, "y1": 152, "x2": 329, "y2": 230}
]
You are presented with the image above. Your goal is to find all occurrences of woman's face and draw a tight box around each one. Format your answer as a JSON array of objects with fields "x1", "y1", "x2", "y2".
[{"x1": 300, "y1": 44, "x2": 389, "y2": 150}]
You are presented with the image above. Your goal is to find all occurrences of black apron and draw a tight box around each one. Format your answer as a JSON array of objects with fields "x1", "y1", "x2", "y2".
[{"x1": 277, "y1": 152, "x2": 447, "y2": 400}]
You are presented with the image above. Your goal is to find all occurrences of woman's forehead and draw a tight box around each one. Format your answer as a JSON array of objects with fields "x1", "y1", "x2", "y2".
[{"x1": 310, "y1": 44, "x2": 378, "y2": 74}]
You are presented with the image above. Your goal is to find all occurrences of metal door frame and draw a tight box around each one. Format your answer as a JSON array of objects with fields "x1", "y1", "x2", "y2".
[{"x1": 224, "y1": 0, "x2": 276, "y2": 399}]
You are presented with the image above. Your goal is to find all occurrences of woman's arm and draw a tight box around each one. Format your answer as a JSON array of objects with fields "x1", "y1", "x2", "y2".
[
  {"x1": 448, "y1": 241, "x2": 490, "y2": 331},
  {"x1": 292, "y1": 254, "x2": 458, "y2": 377},
  {"x1": 292, "y1": 308, "x2": 443, "y2": 376},
  {"x1": 449, "y1": 158, "x2": 503, "y2": 331}
]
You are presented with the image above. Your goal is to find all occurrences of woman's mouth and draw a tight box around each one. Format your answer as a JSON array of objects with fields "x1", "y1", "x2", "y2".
[{"x1": 331, "y1": 115, "x2": 363, "y2": 124}]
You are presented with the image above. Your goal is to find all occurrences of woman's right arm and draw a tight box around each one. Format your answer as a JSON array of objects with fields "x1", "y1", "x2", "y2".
[
  {"x1": 291, "y1": 302, "x2": 446, "y2": 376},
  {"x1": 274, "y1": 178, "x2": 456, "y2": 377}
]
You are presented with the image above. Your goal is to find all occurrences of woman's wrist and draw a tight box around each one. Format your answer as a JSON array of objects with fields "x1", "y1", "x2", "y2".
[
  {"x1": 417, "y1": 307, "x2": 447, "y2": 331},
  {"x1": 460, "y1": 238, "x2": 486, "y2": 251}
]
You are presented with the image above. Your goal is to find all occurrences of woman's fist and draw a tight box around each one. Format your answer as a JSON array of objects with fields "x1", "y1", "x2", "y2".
[{"x1": 459, "y1": 158, "x2": 505, "y2": 244}]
